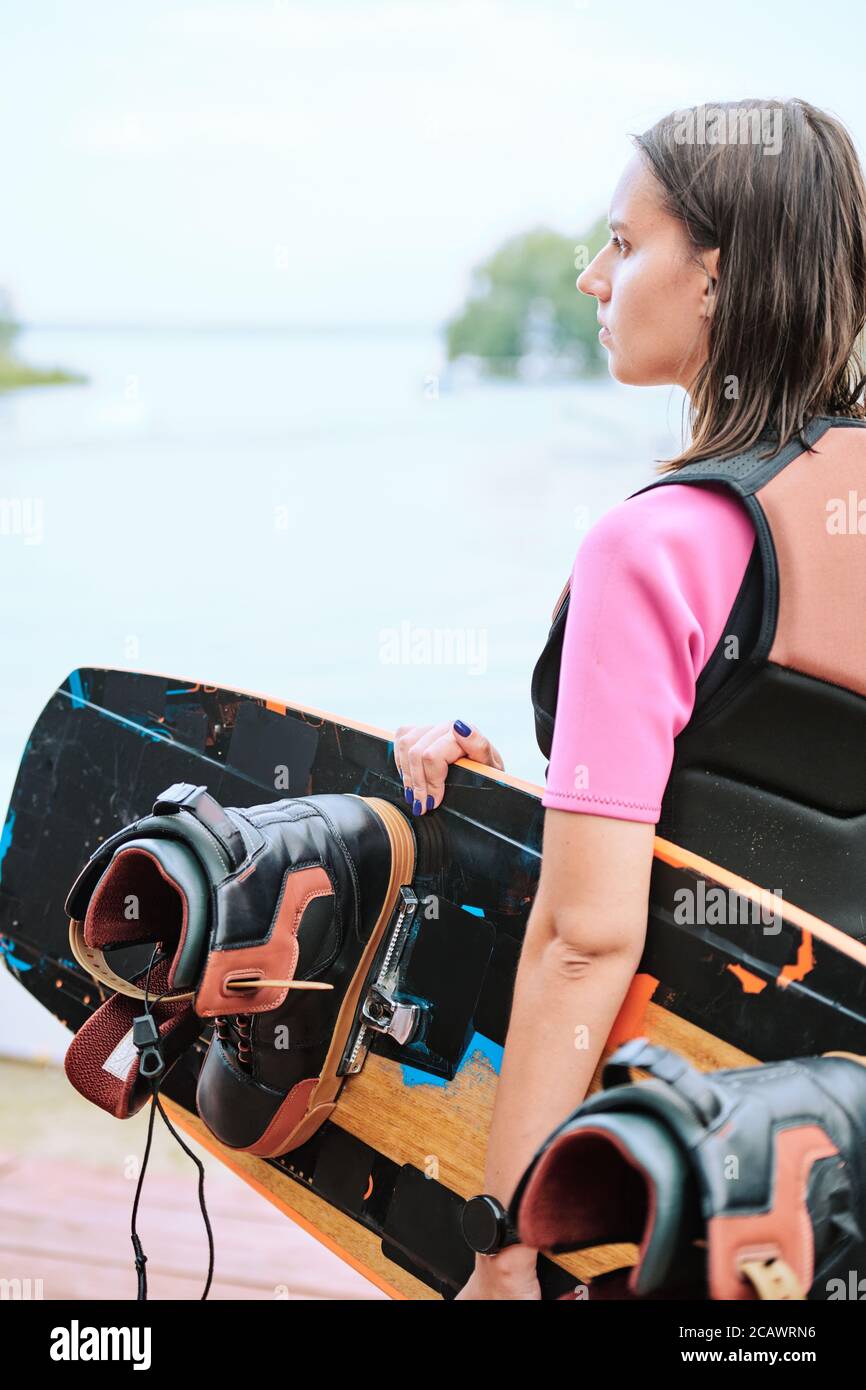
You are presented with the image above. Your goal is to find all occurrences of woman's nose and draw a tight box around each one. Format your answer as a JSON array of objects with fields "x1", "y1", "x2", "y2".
[{"x1": 577, "y1": 251, "x2": 607, "y2": 299}]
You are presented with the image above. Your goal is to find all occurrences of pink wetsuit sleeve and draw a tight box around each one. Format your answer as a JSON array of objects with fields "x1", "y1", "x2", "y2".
[{"x1": 540, "y1": 482, "x2": 756, "y2": 823}]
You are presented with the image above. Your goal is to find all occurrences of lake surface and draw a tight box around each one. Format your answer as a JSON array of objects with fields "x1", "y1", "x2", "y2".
[{"x1": 0, "y1": 324, "x2": 688, "y2": 1056}]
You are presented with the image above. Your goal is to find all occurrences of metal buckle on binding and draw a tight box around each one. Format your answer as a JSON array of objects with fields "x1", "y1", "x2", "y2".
[{"x1": 360, "y1": 984, "x2": 419, "y2": 1045}]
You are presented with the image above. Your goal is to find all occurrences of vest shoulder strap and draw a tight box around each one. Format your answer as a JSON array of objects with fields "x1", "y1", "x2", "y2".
[{"x1": 627, "y1": 415, "x2": 849, "y2": 501}]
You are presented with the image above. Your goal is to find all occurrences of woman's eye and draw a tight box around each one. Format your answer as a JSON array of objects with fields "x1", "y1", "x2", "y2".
[{"x1": 609, "y1": 234, "x2": 627, "y2": 253}]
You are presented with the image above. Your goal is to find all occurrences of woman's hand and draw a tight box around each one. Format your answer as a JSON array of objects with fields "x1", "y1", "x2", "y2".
[
  {"x1": 454, "y1": 1245, "x2": 542, "y2": 1300},
  {"x1": 394, "y1": 720, "x2": 505, "y2": 816}
]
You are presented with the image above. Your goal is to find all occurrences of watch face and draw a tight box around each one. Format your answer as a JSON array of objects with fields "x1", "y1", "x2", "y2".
[{"x1": 461, "y1": 1196, "x2": 501, "y2": 1253}]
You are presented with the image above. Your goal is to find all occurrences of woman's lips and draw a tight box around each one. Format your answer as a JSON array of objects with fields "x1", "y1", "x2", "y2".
[{"x1": 598, "y1": 325, "x2": 611, "y2": 343}]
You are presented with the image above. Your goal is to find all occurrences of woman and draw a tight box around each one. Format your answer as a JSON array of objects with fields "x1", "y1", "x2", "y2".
[{"x1": 394, "y1": 98, "x2": 866, "y2": 1300}]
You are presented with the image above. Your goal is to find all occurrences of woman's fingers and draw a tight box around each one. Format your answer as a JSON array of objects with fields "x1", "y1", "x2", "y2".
[
  {"x1": 394, "y1": 720, "x2": 506, "y2": 815},
  {"x1": 405, "y1": 724, "x2": 452, "y2": 815},
  {"x1": 450, "y1": 721, "x2": 505, "y2": 772},
  {"x1": 392, "y1": 725, "x2": 417, "y2": 783},
  {"x1": 393, "y1": 724, "x2": 432, "y2": 788}
]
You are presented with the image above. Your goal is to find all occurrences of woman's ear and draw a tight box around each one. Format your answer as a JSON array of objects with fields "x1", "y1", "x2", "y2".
[{"x1": 702, "y1": 247, "x2": 720, "y2": 315}]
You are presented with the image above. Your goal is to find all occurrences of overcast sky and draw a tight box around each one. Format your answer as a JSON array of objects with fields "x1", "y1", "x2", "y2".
[{"x1": 2, "y1": 0, "x2": 864, "y2": 326}]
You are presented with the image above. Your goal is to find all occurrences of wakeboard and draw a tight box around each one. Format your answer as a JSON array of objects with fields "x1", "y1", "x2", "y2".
[{"x1": 2, "y1": 668, "x2": 866, "y2": 1299}]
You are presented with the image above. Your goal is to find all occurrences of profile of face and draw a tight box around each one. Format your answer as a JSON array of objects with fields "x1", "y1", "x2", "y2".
[{"x1": 578, "y1": 153, "x2": 720, "y2": 390}]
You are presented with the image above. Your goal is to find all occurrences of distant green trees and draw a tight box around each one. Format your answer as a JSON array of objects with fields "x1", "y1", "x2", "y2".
[
  {"x1": 0, "y1": 290, "x2": 83, "y2": 391},
  {"x1": 0, "y1": 289, "x2": 17, "y2": 354},
  {"x1": 445, "y1": 217, "x2": 610, "y2": 379}
]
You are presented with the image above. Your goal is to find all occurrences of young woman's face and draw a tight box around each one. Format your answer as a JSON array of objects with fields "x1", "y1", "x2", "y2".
[{"x1": 578, "y1": 153, "x2": 719, "y2": 389}]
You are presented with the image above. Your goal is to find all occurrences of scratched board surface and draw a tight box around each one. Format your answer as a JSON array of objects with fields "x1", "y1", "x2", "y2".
[{"x1": 2, "y1": 669, "x2": 866, "y2": 1298}]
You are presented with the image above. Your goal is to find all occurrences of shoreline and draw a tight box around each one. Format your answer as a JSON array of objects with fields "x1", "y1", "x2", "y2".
[{"x1": 0, "y1": 350, "x2": 85, "y2": 391}]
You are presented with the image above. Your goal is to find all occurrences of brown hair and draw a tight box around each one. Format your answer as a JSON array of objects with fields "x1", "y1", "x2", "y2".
[{"x1": 631, "y1": 99, "x2": 866, "y2": 471}]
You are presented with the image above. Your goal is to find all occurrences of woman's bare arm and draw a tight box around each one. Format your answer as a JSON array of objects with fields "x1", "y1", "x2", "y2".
[{"x1": 462, "y1": 808, "x2": 655, "y2": 1292}]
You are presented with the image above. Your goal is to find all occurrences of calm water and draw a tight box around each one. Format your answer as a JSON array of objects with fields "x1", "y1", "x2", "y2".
[{"x1": 0, "y1": 324, "x2": 687, "y2": 1056}]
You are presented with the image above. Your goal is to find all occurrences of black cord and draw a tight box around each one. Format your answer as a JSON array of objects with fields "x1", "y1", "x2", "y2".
[
  {"x1": 130, "y1": 1077, "x2": 158, "y2": 1300},
  {"x1": 130, "y1": 945, "x2": 215, "y2": 1300},
  {"x1": 153, "y1": 1090, "x2": 215, "y2": 1299}
]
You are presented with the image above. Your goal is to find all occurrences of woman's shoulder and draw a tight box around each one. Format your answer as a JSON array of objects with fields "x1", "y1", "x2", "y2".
[{"x1": 575, "y1": 480, "x2": 756, "y2": 573}]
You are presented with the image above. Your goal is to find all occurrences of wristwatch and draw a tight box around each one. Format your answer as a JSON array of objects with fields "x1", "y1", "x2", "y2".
[{"x1": 460, "y1": 1194, "x2": 521, "y2": 1255}]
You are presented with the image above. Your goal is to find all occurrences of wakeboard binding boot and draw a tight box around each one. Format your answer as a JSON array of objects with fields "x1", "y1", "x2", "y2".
[
  {"x1": 63, "y1": 783, "x2": 418, "y2": 1156},
  {"x1": 510, "y1": 1037, "x2": 866, "y2": 1300}
]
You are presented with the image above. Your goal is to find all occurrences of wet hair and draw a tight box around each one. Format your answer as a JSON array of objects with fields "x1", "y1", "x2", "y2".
[{"x1": 631, "y1": 98, "x2": 866, "y2": 470}]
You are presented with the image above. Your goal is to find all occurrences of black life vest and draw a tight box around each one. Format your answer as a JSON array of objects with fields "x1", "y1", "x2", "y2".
[{"x1": 530, "y1": 415, "x2": 866, "y2": 941}]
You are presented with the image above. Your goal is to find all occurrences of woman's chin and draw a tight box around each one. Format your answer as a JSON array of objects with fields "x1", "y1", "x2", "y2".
[
  {"x1": 607, "y1": 354, "x2": 636, "y2": 385},
  {"x1": 607, "y1": 354, "x2": 660, "y2": 387}
]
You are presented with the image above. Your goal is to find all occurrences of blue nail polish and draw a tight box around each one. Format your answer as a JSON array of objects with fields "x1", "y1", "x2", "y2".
[
  {"x1": 426, "y1": 794, "x2": 434, "y2": 811},
  {"x1": 413, "y1": 799, "x2": 422, "y2": 816},
  {"x1": 453, "y1": 720, "x2": 471, "y2": 736},
  {"x1": 404, "y1": 786, "x2": 413, "y2": 804}
]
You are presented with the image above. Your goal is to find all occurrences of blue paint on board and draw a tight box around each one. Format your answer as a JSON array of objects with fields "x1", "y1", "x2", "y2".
[
  {"x1": 460, "y1": 1031, "x2": 503, "y2": 1075},
  {"x1": 0, "y1": 937, "x2": 31, "y2": 973},
  {"x1": 400, "y1": 1029, "x2": 503, "y2": 1088},
  {"x1": 67, "y1": 670, "x2": 87, "y2": 708},
  {"x1": 0, "y1": 810, "x2": 15, "y2": 884},
  {"x1": 399, "y1": 1062, "x2": 448, "y2": 1089},
  {"x1": 460, "y1": 903, "x2": 485, "y2": 917}
]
